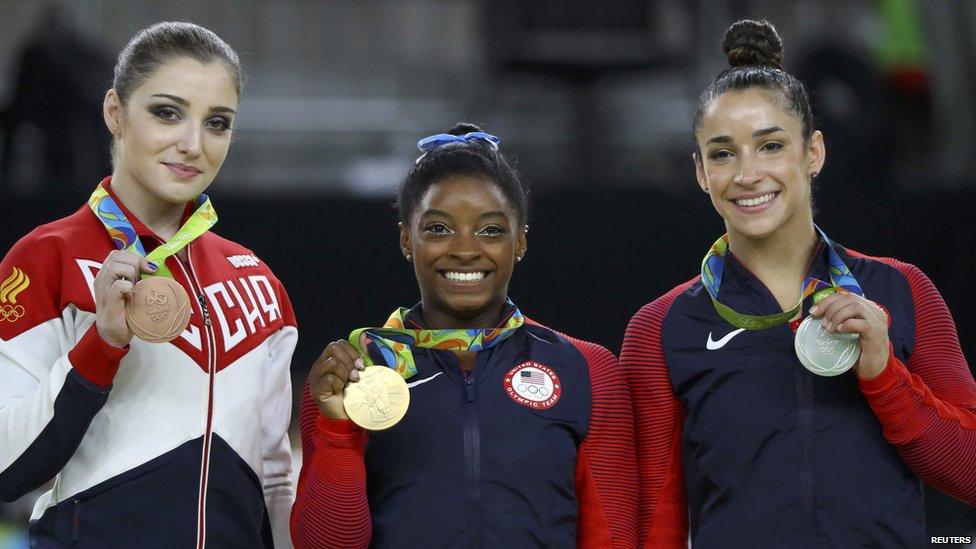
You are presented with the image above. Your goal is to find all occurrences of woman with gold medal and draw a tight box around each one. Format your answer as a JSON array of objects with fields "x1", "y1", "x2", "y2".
[
  {"x1": 622, "y1": 19, "x2": 976, "y2": 548},
  {"x1": 292, "y1": 123, "x2": 638, "y2": 548},
  {"x1": 0, "y1": 23, "x2": 296, "y2": 547}
]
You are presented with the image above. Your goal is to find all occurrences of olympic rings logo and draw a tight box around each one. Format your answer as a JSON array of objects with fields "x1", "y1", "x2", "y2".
[
  {"x1": 0, "y1": 304, "x2": 25, "y2": 322},
  {"x1": 515, "y1": 384, "x2": 550, "y2": 397}
]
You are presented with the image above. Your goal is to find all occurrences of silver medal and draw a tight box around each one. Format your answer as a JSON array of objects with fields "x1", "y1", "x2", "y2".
[{"x1": 794, "y1": 315, "x2": 861, "y2": 376}]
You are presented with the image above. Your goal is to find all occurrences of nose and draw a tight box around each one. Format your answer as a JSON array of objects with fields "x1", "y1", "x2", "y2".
[
  {"x1": 733, "y1": 150, "x2": 761, "y2": 185},
  {"x1": 177, "y1": 123, "x2": 203, "y2": 157},
  {"x1": 449, "y1": 232, "x2": 481, "y2": 263}
]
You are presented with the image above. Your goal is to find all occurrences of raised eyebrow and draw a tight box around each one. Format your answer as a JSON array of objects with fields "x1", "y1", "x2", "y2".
[
  {"x1": 479, "y1": 211, "x2": 509, "y2": 220},
  {"x1": 150, "y1": 95, "x2": 236, "y2": 115},
  {"x1": 420, "y1": 209, "x2": 452, "y2": 220},
  {"x1": 152, "y1": 93, "x2": 189, "y2": 106},
  {"x1": 753, "y1": 126, "x2": 784, "y2": 138}
]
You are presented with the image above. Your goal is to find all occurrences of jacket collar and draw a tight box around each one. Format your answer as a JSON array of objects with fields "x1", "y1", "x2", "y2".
[{"x1": 403, "y1": 301, "x2": 519, "y2": 330}]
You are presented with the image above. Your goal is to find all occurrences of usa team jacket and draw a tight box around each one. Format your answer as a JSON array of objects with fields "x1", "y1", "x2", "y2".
[
  {"x1": 0, "y1": 179, "x2": 298, "y2": 548},
  {"x1": 290, "y1": 310, "x2": 639, "y2": 548},
  {"x1": 621, "y1": 240, "x2": 976, "y2": 548}
]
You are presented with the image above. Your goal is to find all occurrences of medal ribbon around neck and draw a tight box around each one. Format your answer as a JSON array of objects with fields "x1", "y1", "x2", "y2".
[
  {"x1": 348, "y1": 302, "x2": 525, "y2": 380},
  {"x1": 700, "y1": 226, "x2": 863, "y2": 330},
  {"x1": 88, "y1": 182, "x2": 218, "y2": 280}
]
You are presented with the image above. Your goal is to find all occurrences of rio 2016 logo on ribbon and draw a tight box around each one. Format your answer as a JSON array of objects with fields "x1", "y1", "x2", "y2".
[
  {"x1": 503, "y1": 361, "x2": 562, "y2": 410},
  {"x1": 0, "y1": 267, "x2": 30, "y2": 322}
]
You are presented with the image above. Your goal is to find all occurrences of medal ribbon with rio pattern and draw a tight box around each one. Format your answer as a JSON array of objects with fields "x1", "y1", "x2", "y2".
[
  {"x1": 88, "y1": 181, "x2": 218, "y2": 280},
  {"x1": 349, "y1": 302, "x2": 524, "y2": 380},
  {"x1": 701, "y1": 226, "x2": 863, "y2": 330}
]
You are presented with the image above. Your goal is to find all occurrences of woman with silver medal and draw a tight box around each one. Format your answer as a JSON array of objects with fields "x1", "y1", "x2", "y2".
[{"x1": 621, "y1": 19, "x2": 976, "y2": 548}]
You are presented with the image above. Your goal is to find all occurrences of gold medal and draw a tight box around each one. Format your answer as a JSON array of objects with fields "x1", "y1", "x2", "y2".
[
  {"x1": 343, "y1": 366, "x2": 410, "y2": 431},
  {"x1": 125, "y1": 276, "x2": 191, "y2": 343}
]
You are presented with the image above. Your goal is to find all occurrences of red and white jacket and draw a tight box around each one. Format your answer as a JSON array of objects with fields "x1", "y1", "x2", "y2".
[{"x1": 0, "y1": 178, "x2": 297, "y2": 548}]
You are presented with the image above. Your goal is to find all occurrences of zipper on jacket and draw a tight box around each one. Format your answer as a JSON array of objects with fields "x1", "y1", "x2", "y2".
[
  {"x1": 197, "y1": 295, "x2": 212, "y2": 327},
  {"x1": 71, "y1": 499, "x2": 81, "y2": 542},
  {"x1": 462, "y1": 372, "x2": 483, "y2": 549},
  {"x1": 795, "y1": 368, "x2": 816, "y2": 544},
  {"x1": 175, "y1": 250, "x2": 218, "y2": 549}
]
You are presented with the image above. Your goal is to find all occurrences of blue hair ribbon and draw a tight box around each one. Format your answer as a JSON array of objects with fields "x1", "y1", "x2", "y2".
[{"x1": 416, "y1": 131, "x2": 501, "y2": 160}]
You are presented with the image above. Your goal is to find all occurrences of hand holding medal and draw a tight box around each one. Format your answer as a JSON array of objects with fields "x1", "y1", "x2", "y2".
[
  {"x1": 702, "y1": 226, "x2": 872, "y2": 377},
  {"x1": 309, "y1": 339, "x2": 410, "y2": 431},
  {"x1": 88, "y1": 182, "x2": 216, "y2": 344},
  {"x1": 808, "y1": 291, "x2": 891, "y2": 379}
]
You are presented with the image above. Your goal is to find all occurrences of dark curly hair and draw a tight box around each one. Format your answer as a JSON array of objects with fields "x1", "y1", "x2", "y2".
[{"x1": 397, "y1": 123, "x2": 529, "y2": 226}]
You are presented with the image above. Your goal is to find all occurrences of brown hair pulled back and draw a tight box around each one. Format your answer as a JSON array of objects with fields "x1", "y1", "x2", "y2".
[{"x1": 693, "y1": 19, "x2": 813, "y2": 146}]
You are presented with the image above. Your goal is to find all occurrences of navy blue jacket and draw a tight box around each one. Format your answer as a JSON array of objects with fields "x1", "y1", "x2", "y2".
[
  {"x1": 293, "y1": 311, "x2": 639, "y2": 549},
  {"x1": 621, "y1": 240, "x2": 975, "y2": 548}
]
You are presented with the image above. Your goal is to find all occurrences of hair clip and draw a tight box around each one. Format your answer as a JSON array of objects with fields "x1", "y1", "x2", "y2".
[{"x1": 415, "y1": 131, "x2": 501, "y2": 163}]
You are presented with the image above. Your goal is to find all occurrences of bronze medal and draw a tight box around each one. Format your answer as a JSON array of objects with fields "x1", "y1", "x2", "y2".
[
  {"x1": 125, "y1": 276, "x2": 191, "y2": 343},
  {"x1": 343, "y1": 366, "x2": 410, "y2": 431}
]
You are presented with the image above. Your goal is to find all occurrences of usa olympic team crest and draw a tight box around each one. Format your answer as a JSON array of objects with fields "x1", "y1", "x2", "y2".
[{"x1": 503, "y1": 361, "x2": 561, "y2": 410}]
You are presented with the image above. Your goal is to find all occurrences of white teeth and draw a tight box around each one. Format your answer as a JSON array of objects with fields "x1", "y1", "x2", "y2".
[
  {"x1": 444, "y1": 271, "x2": 486, "y2": 282},
  {"x1": 734, "y1": 192, "x2": 777, "y2": 207}
]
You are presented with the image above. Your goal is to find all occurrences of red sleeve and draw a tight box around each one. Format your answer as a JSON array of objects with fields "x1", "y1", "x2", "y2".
[
  {"x1": 569, "y1": 339, "x2": 638, "y2": 549},
  {"x1": 290, "y1": 379, "x2": 372, "y2": 549},
  {"x1": 857, "y1": 260, "x2": 976, "y2": 505},
  {"x1": 620, "y1": 280, "x2": 695, "y2": 548}
]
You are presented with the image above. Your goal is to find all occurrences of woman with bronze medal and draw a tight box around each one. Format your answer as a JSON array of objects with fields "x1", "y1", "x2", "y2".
[
  {"x1": 0, "y1": 23, "x2": 297, "y2": 547},
  {"x1": 622, "y1": 19, "x2": 976, "y2": 548},
  {"x1": 292, "y1": 124, "x2": 638, "y2": 548}
]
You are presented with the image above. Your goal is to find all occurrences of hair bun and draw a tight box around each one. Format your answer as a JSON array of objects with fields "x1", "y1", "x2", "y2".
[
  {"x1": 721, "y1": 19, "x2": 783, "y2": 70},
  {"x1": 447, "y1": 122, "x2": 483, "y2": 136}
]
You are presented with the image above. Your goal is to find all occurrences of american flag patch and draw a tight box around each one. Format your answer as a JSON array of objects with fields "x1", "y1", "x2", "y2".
[{"x1": 521, "y1": 370, "x2": 545, "y2": 385}]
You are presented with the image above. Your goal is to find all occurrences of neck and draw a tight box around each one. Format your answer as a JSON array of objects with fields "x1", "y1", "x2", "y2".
[
  {"x1": 420, "y1": 300, "x2": 506, "y2": 330},
  {"x1": 727, "y1": 218, "x2": 819, "y2": 289},
  {"x1": 110, "y1": 172, "x2": 186, "y2": 241}
]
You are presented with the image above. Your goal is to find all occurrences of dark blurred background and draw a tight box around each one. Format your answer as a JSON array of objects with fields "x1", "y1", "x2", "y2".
[{"x1": 1, "y1": 0, "x2": 974, "y2": 546}]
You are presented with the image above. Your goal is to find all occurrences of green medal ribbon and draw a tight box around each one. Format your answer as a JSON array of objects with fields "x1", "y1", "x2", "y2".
[
  {"x1": 700, "y1": 226, "x2": 864, "y2": 330},
  {"x1": 87, "y1": 182, "x2": 218, "y2": 280},
  {"x1": 349, "y1": 302, "x2": 524, "y2": 380}
]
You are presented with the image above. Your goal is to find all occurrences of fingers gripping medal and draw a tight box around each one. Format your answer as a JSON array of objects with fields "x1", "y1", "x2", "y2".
[
  {"x1": 342, "y1": 366, "x2": 410, "y2": 431},
  {"x1": 344, "y1": 302, "x2": 524, "y2": 430},
  {"x1": 88, "y1": 182, "x2": 217, "y2": 343},
  {"x1": 794, "y1": 289, "x2": 861, "y2": 377}
]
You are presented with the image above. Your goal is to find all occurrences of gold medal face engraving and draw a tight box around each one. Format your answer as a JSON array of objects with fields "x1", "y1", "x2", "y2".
[
  {"x1": 125, "y1": 277, "x2": 191, "y2": 343},
  {"x1": 343, "y1": 366, "x2": 410, "y2": 431}
]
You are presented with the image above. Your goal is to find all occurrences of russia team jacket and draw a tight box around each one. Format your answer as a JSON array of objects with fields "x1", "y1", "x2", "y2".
[
  {"x1": 291, "y1": 309, "x2": 638, "y2": 548},
  {"x1": 0, "y1": 179, "x2": 298, "y2": 548},
  {"x1": 622, "y1": 238, "x2": 976, "y2": 548}
]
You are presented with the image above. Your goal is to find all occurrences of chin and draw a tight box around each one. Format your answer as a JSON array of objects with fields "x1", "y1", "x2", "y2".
[
  {"x1": 157, "y1": 180, "x2": 209, "y2": 204},
  {"x1": 729, "y1": 215, "x2": 783, "y2": 240}
]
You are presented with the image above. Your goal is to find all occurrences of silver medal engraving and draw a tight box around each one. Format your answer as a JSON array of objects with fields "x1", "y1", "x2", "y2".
[{"x1": 794, "y1": 315, "x2": 861, "y2": 376}]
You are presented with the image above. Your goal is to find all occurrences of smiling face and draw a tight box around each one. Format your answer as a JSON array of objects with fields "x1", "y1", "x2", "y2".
[
  {"x1": 694, "y1": 88, "x2": 825, "y2": 242},
  {"x1": 104, "y1": 56, "x2": 238, "y2": 206},
  {"x1": 400, "y1": 175, "x2": 527, "y2": 329}
]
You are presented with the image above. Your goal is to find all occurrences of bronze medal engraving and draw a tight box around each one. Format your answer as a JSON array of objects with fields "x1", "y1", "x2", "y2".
[
  {"x1": 125, "y1": 277, "x2": 191, "y2": 343},
  {"x1": 343, "y1": 366, "x2": 410, "y2": 431}
]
